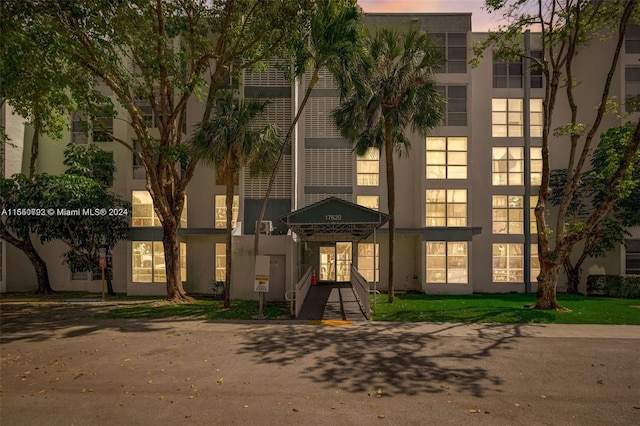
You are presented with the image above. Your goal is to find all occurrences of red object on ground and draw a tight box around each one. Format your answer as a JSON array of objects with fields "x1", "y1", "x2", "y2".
[{"x1": 311, "y1": 269, "x2": 317, "y2": 286}]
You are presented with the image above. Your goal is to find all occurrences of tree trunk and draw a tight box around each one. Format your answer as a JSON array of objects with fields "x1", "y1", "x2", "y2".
[
  {"x1": 223, "y1": 162, "x2": 235, "y2": 309},
  {"x1": 535, "y1": 256, "x2": 569, "y2": 311},
  {"x1": 563, "y1": 257, "x2": 581, "y2": 295},
  {"x1": 384, "y1": 120, "x2": 395, "y2": 304},
  {"x1": 1, "y1": 229, "x2": 54, "y2": 294},
  {"x1": 162, "y1": 218, "x2": 191, "y2": 302}
]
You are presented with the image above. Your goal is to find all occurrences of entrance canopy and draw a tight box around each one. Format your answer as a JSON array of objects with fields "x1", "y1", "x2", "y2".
[{"x1": 279, "y1": 197, "x2": 390, "y2": 242}]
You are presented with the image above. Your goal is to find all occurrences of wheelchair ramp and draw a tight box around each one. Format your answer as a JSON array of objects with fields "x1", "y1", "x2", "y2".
[{"x1": 297, "y1": 283, "x2": 368, "y2": 321}]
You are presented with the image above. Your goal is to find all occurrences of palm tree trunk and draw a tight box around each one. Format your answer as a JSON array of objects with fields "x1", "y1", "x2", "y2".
[
  {"x1": 384, "y1": 120, "x2": 395, "y2": 304},
  {"x1": 223, "y1": 161, "x2": 235, "y2": 308}
]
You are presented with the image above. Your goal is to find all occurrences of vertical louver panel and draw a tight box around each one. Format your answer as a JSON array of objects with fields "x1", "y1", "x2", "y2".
[
  {"x1": 304, "y1": 98, "x2": 341, "y2": 138},
  {"x1": 249, "y1": 98, "x2": 292, "y2": 133},
  {"x1": 304, "y1": 194, "x2": 352, "y2": 207},
  {"x1": 243, "y1": 155, "x2": 292, "y2": 199},
  {"x1": 305, "y1": 67, "x2": 338, "y2": 89}
]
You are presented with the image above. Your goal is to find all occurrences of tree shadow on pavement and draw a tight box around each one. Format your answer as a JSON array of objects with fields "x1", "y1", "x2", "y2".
[
  {"x1": 237, "y1": 322, "x2": 524, "y2": 398},
  {"x1": 0, "y1": 303, "x2": 167, "y2": 344}
]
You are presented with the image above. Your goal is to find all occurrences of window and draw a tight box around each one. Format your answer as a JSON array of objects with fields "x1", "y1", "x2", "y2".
[
  {"x1": 531, "y1": 244, "x2": 540, "y2": 282},
  {"x1": 356, "y1": 195, "x2": 379, "y2": 211},
  {"x1": 493, "y1": 52, "x2": 523, "y2": 88},
  {"x1": 426, "y1": 137, "x2": 467, "y2": 179},
  {"x1": 437, "y1": 85, "x2": 467, "y2": 126},
  {"x1": 215, "y1": 195, "x2": 239, "y2": 229},
  {"x1": 426, "y1": 241, "x2": 468, "y2": 284},
  {"x1": 92, "y1": 114, "x2": 113, "y2": 142},
  {"x1": 132, "y1": 191, "x2": 187, "y2": 227},
  {"x1": 493, "y1": 51, "x2": 543, "y2": 89},
  {"x1": 531, "y1": 147, "x2": 542, "y2": 185},
  {"x1": 492, "y1": 99, "x2": 543, "y2": 137},
  {"x1": 357, "y1": 243, "x2": 379, "y2": 282},
  {"x1": 626, "y1": 24, "x2": 640, "y2": 54},
  {"x1": 433, "y1": 33, "x2": 467, "y2": 73},
  {"x1": 493, "y1": 196, "x2": 523, "y2": 234},
  {"x1": 357, "y1": 148, "x2": 379, "y2": 186},
  {"x1": 132, "y1": 140, "x2": 145, "y2": 179},
  {"x1": 71, "y1": 112, "x2": 88, "y2": 144},
  {"x1": 215, "y1": 243, "x2": 226, "y2": 282},
  {"x1": 492, "y1": 98, "x2": 523, "y2": 137},
  {"x1": 530, "y1": 196, "x2": 538, "y2": 234},
  {"x1": 625, "y1": 239, "x2": 640, "y2": 275},
  {"x1": 425, "y1": 189, "x2": 467, "y2": 227},
  {"x1": 492, "y1": 243, "x2": 523, "y2": 282},
  {"x1": 492, "y1": 147, "x2": 523, "y2": 186},
  {"x1": 625, "y1": 66, "x2": 640, "y2": 112},
  {"x1": 132, "y1": 241, "x2": 165, "y2": 282}
]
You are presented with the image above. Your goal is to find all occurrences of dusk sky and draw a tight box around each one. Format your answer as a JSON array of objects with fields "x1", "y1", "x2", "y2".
[{"x1": 357, "y1": 0, "x2": 507, "y2": 31}]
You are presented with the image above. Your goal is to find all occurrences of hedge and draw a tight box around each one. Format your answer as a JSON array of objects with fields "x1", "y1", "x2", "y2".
[{"x1": 586, "y1": 274, "x2": 640, "y2": 299}]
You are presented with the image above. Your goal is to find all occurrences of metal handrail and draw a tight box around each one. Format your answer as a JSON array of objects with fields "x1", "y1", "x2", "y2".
[{"x1": 350, "y1": 264, "x2": 371, "y2": 320}]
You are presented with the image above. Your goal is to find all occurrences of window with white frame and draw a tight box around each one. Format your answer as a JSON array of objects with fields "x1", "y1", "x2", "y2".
[
  {"x1": 131, "y1": 241, "x2": 186, "y2": 283},
  {"x1": 132, "y1": 241, "x2": 166, "y2": 282},
  {"x1": 492, "y1": 147, "x2": 523, "y2": 186},
  {"x1": 132, "y1": 191, "x2": 187, "y2": 228},
  {"x1": 531, "y1": 244, "x2": 540, "y2": 282},
  {"x1": 492, "y1": 243, "x2": 523, "y2": 282},
  {"x1": 426, "y1": 241, "x2": 468, "y2": 284},
  {"x1": 425, "y1": 189, "x2": 467, "y2": 227},
  {"x1": 493, "y1": 195, "x2": 523, "y2": 234},
  {"x1": 215, "y1": 195, "x2": 239, "y2": 229},
  {"x1": 432, "y1": 33, "x2": 467, "y2": 73},
  {"x1": 492, "y1": 99, "x2": 543, "y2": 137},
  {"x1": 357, "y1": 148, "x2": 379, "y2": 186},
  {"x1": 426, "y1": 137, "x2": 467, "y2": 179},
  {"x1": 531, "y1": 147, "x2": 542, "y2": 185},
  {"x1": 357, "y1": 243, "x2": 379, "y2": 282},
  {"x1": 624, "y1": 239, "x2": 640, "y2": 275},
  {"x1": 356, "y1": 195, "x2": 379, "y2": 211},
  {"x1": 626, "y1": 24, "x2": 640, "y2": 54},
  {"x1": 215, "y1": 243, "x2": 226, "y2": 282}
]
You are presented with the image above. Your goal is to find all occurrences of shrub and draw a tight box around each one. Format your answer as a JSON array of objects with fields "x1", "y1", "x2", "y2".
[{"x1": 587, "y1": 275, "x2": 640, "y2": 299}]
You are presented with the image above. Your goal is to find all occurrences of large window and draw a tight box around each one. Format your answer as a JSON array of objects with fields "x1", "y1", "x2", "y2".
[
  {"x1": 425, "y1": 189, "x2": 467, "y2": 227},
  {"x1": 625, "y1": 239, "x2": 640, "y2": 275},
  {"x1": 530, "y1": 196, "x2": 538, "y2": 234},
  {"x1": 531, "y1": 147, "x2": 543, "y2": 185},
  {"x1": 493, "y1": 51, "x2": 543, "y2": 89},
  {"x1": 215, "y1": 195, "x2": 239, "y2": 229},
  {"x1": 437, "y1": 85, "x2": 467, "y2": 126},
  {"x1": 492, "y1": 99, "x2": 542, "y2": 137},
  {"x1": 356, "y1": 195, "x2": 379, "y2": 211},
  {"x1": 626, "y1": 24, "x2": 640, "y2": 54},
  {"x1": 493, "y1": 195, "x2": 523, "y2": 234},
  {"x1": 92, "y1": 113, "x2": 113, "y2": 143},
  {"x1": 531, "y1": 244, "x2": 540, "y2": 283},
  {"x1": 357, "y1": 148, "x2": 379, "y2": 186},
  {"x1": 426, "y1": 241, "x2": 468, "y2": 284},
  {"x1": 357, "y1": 243, "x2": 379, "y2": 282},
  {"x1": 215, "y1": 243, "x2": 226, "y2": 282},
  {"x1": 492, "y1": 243, "x2": 523, "y2": 282},
  {"x1": 132, "y1": 191, "x2": 187, "y2": 228},
  {"x1": 625, "y1": 66, "x2": 640, "y2": 112},
  {"x1": 132, "y1": 241, "x2": 165, "y2": 282},
  {"x1": 492, "y1": 147, "x2": 523, "y2": 186},
  {"x1": 433, "y1": 33, "x2": 467, "y2": 73},
  {"x1": 132, "y1": 241, "x2": 186, "y2": 283},
  {"x1": 426, "y1": 137, "x2": 467, "y2": 179}
]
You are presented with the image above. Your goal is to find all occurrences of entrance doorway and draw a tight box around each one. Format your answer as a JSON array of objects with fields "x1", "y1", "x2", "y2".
[{"x1": 319, "y1": 242, "x2": 352, "y2": 282}]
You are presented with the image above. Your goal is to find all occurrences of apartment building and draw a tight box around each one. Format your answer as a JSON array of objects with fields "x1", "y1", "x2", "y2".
[{"x1": 2, "y1": 13, "x2": 639, "y2": 298}]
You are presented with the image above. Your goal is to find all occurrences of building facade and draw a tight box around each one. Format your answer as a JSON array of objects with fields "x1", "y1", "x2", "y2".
[{"x1": 3, "y1": 13, "x2": 639, "y2": 297}]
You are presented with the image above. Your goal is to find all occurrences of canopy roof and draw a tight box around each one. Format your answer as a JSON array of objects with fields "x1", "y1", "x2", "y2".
[{"x1": 279, "y1": 197, "x2": 390, "y2": 242}]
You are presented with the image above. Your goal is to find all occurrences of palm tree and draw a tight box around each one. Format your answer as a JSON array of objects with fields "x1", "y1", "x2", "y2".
[
  {"x1": 333, "y1": 27, "x2": 444, "y2": 303},
  {"x1": 254, "y1": 0, "x2": 364, "y2": 256},
  {"x1": 192, "y1": 92, "x2": 281, "y2": 308}
]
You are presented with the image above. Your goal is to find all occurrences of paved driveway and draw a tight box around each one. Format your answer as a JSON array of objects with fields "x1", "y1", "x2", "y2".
[{"x1": 1, "y1": 302, "x2": 639, "y2": 425}]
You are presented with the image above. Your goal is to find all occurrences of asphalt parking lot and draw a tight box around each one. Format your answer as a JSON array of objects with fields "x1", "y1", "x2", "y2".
[{"x1": 1, "y1": 302, "x2": 639, "y2": 425}]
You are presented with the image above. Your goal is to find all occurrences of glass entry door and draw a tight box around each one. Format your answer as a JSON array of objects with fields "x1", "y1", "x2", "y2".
[
  {"x1": 319, "y1": 246, "x2": 335, "y2": 281},
  {"x1": 319, "y1": 242, "x2": 353, "y2": 282},
  {"x1": 336, "y1": 242, "x2": 352, "y2": 282}
]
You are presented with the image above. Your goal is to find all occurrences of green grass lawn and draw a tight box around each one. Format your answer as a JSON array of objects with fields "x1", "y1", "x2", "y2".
[{"x1": 371, "y1": 293, "x2": 640, "y2": 324}]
